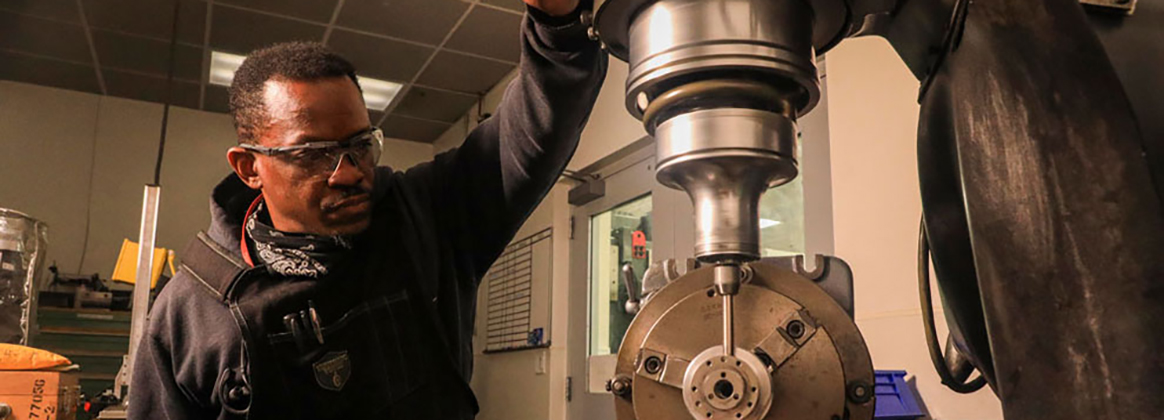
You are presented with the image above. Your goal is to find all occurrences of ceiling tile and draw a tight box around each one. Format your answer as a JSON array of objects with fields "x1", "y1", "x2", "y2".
[
  {"x1": 444, "y1": 6, "x2": 521, "y2": 63},
  {"x1": 204, "y1": 84, "x2": 231, "y2": 113},
  {"x1": 216, "y1": 0, "x2": 338, "y2": 24},
  {"x1": 0, "y1": 0, "x2": 81, "y2": 24},
  {"x1": 93, "y1": 30, "x2": 203, "y2": 82},
  {"x1": 481, "y1": 0, "x2": 525, "y2": 12},
  {"x1": 336, "y1": 0, "x2": 467, "y2": 45},
  {"x1": 416, "y1": 51, "x2": 514, "y2": 93},
  {"x1": 83, "y1": 0, "x2": 206, "y2": 45},
  {"x1": 393, "y1": 86, "x2": 477, "y2": 123},
  {"x1": 327, "y1": 29, "x2": 431, "y2": 82},
  {"x1": 102, "y1": 69, "x2": 201, "y2": 110},
  {"x1": 382, "y1": 114, "x2": 451, "y2": 143},
  {"x1": 210, "y1": 5, "x2": 326, "y2": 54},
  {"x1": 0, "y1": 50, "x2": 100, "y2": 94},
  {"x1": 0, "y1": 11, "x2": 92, "y2": 63}
]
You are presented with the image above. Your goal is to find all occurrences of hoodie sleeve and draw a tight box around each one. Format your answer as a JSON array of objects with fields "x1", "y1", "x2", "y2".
[
  {"x1": 406, "y1": 2, "x2": 607, "y2": 278},
  {"x1": 128, "y1": 329, "x2": 205, "y2": 420},
  {"x1": 128, "y1": 276, "x2": 244, "y2": 420},
  {"x1": 128, "y1": 292, "x2": 208, "y2": 420}
]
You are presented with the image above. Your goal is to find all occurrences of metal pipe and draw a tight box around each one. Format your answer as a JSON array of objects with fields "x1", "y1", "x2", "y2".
[
  {"x1": 722, "y1": 294, "x2": 734, "y2": 356},
  {"x1": 121, "y1": 184, "x2": 161, "y2": 399},
  {"x1": 714, "y1": 264, "x2": 741, "y2": 356},
  {"x1": 621, "y1": 263, "x2": 642, "y2": 314}
]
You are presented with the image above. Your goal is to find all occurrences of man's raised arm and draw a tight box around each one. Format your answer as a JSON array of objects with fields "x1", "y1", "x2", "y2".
[{"x1": 405, "y1": 0, "x2": 607, "y2": 274}]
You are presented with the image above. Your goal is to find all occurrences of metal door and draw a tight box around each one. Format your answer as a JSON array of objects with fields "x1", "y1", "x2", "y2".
[{"x1": 567, "y1": 143, "x2": 665, "y2": 420}]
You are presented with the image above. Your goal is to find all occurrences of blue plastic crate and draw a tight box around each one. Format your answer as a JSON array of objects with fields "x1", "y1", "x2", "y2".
[{"x1": 874, "y1": 370, "x2": 926, "y2": 420}]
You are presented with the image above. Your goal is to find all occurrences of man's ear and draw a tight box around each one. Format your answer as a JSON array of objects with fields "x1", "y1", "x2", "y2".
[{"x1": 227, "y1": 147, "x2": 263, "y2": 190}]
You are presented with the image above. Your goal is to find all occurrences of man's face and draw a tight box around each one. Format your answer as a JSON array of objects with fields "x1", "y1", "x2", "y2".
[{"x1": 244, "y1": 77, "x2": 375, "y2": 235}]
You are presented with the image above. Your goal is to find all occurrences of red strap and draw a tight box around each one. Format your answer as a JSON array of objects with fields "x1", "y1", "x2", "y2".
[{"x1": 239, "y1": 195, "x2": 263, "y2": 267}]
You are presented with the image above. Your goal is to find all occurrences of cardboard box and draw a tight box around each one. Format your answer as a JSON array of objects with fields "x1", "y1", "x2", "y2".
[{"x1": 0, "y1": 370, "x2": 79, "y2": 420}]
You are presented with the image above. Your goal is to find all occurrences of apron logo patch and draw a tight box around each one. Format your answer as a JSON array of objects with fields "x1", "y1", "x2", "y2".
[{"x1": 313, "y1": 351, "x2": 351, "y2": 391}]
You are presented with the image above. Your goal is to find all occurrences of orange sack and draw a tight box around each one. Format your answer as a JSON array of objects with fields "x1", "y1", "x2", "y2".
[{"x1": 0, "y1": 343, "x2": 72, "y2": 370}]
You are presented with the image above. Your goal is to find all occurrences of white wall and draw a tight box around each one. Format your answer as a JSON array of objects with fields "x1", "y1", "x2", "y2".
[
  {"x1": 380, "y1": 136, "x2": 434, "y2": 172},
  {"x1": 0, "y1": 82, "x2": 103, "y2": 278},
  {"x1": 825, "y1": 37, "x2": 1003, "y2": 420},
  {"x1": 0, "y1": 81, "x2": 432, "y2": 280},
  {"x1": 470, "y1": 183, "x2": 573, "y2": 420},
  {"x1": 0, "y1": 81, "x2": 235, "y2": 278}
]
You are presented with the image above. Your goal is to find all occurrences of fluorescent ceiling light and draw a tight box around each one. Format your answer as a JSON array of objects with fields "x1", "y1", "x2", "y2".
[
  {"x1": 356, "y1": 76, "x2": 403, "y2": 111},
  {"x1": 208, "y1": 50, "x2": 403, "y2": 111},
  {"x1": 759, "y1": 218, "x2": 782, "y2": 229},
  {"x1": 209, "y1": 51, "x2": 245, "y2": 87}
]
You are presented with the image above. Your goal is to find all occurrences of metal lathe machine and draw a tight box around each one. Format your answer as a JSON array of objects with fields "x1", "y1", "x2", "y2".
[{"x1": 582, "y1": 0, "x2": 1164, "y2": 419}]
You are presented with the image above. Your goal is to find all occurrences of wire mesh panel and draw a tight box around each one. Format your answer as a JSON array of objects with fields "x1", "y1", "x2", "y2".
[{"x1": 484, "y1": 227, "x2": 551, "y2": 352}]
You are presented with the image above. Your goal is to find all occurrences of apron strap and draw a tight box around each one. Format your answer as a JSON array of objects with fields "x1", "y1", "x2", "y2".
[{"x1": 180, "y1": 231, "x2": 248, "y2": 301}]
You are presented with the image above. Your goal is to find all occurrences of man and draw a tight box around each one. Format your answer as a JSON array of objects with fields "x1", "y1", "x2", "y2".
[{"x1": 128, "y1": 0, "x2": 606, "y2": 417}]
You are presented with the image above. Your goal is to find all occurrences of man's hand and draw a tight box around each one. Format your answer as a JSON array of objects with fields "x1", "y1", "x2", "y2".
[{"x1": 523, "y1": 0, "x2": 579, "y2": 17}]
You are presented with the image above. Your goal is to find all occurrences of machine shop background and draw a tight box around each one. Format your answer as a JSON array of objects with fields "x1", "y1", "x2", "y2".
[{"x1": 7, "y1": 0, "x2": 1153, "y2": 418}]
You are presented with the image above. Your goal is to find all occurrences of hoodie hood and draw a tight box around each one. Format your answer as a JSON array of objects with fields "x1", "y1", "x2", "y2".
[{"x1": 206, "y1": 174, "x2": 261, "y2": 256}]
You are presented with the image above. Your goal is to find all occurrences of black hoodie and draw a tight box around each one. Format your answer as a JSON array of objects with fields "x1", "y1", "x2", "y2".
[{"x1": 128, "y1": 6, "x2": 606, "y2": 419}]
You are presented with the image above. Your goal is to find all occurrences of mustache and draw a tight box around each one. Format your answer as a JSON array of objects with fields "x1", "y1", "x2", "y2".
[{"x1": 320, "y1": 186, "x2": 372, "y2": 210}]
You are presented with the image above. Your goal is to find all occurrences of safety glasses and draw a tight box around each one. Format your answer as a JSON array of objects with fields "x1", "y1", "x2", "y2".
[{"x1": 241, "y1": 127, "x2": 384, "y2": 174}]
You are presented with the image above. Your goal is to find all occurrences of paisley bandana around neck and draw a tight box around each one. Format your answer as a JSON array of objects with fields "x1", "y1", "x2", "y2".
[{"x1": 245, "y1": 201, "x2": 354, "y2": 278}]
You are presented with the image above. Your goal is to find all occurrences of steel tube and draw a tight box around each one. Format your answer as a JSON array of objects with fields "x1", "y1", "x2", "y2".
[
  {"x1": 713, "y1": 264, "x2": 741, "y2": 357},
  {"x1": 122, "y1": 184, "x2": 161, "y2": 398},
  {"x1": 722, "y1": 294, "x2": 734, "y2": 356}
]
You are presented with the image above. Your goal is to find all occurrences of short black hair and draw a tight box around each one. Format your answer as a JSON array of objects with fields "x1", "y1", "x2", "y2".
[{"x1": 228, "y1": 42, "x2": 362, "y2": 144}]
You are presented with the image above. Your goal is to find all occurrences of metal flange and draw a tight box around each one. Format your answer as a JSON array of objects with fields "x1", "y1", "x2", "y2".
[
  {"x1": 592, "y1": 0, "x2": 853, "y2": 63},
  {"x1": 613, "y1": 262, "x2": 874, "y2": 420},
  {"x1": 681, "y1": 347, "x2": 774, "y2": 420}
]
